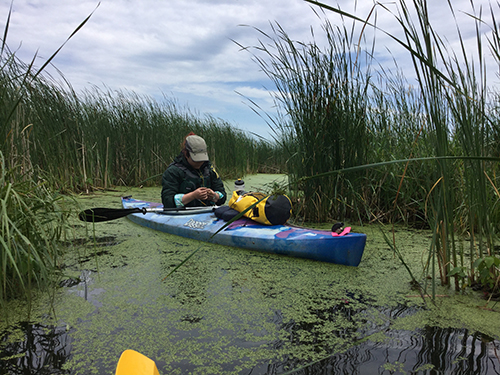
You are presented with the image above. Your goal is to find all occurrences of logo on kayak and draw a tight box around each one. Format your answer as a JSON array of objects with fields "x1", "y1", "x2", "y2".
[{"x1": 184, "y1": 218, "x2": 208, "y2": 229}]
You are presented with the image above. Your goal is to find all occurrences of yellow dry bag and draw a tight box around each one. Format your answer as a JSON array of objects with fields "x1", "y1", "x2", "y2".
[{"x1": 228, "y1": 191, "x2": 292, "y2": 225}]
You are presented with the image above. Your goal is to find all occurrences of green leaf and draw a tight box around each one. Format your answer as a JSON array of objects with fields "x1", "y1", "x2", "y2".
[
  {"x1": 473, "y1": 258, "x2": 484, "y2": 269},
  {"x1": 484, "y1": 257, "x2": 495, "y2": 269},
  {"x1": 448, "y1": 266, "x2": 466, "y2": 278}
]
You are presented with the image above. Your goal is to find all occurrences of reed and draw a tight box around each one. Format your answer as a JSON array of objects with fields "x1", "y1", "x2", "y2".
[
  {"x1": 0, "y1": 5, "x2": 91, "y2": 307},
  {"x1": 2, "y1": 0, "x2": 499, "y2": 298},
  {"x1": 0, "y1": 151, "x2": 70, "y2": 304},
  {"x1": 249, "y1": 20, "x2": 372, "y2": 221},
  {"x1": 1, "y1": 0, "x2": 284, "y2": 192},
  {"x1": 249, "y1": 0, "x2": 500, "y2": 294},
  {"x1": 378, "y1": 0, "x2": 500, "y2": 293},
  {"x1": 365, "y1": 74, "x2": 434, "y2": 225},
  {"x1": 1, "y1": 66, "x2": 284, "y2": 192},
  {"x1": 0, "y1": 7, "x2": 285, "y2": 307}
]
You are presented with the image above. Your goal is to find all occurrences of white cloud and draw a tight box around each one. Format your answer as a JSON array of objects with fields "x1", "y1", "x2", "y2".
[{"x1": 1, "y1": 0, "x2": 498, "y2": 139}]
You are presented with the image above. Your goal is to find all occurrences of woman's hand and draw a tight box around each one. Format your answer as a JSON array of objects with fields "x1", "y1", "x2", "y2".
[
  {"x1": 183, "y1": 187, "x2": 217, "y2": 204},
  {"x1": 196, "y1": 187, "x2": 216, "y2": 201},
  {"x1": 207, "y1": 189, "x2": 219, "y2": 202}
]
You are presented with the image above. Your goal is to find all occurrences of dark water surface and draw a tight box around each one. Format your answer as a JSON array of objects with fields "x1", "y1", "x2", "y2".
[
  {"x1": 1, "y1": 309, "x2": 498, "y2": 374},
  {"x1": 0, "y1": 181, "x2": 499, "y2": 374}
]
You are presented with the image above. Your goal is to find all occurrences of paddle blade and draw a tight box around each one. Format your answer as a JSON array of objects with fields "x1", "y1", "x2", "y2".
[
  {"x1": 78, "y1": 207, "x2": 141, "y2": 222},
  {"x1": 115, "y1": 349, "x2": 160, "y2": 375}
]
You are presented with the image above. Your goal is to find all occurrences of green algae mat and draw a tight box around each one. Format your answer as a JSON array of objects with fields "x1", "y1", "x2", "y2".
[{"x1": 0, "y1": 175, "x2": 499, "y2": 374}]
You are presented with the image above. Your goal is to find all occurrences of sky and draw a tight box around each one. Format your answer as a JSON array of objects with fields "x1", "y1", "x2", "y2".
[{"x1": 1, "y1": 0, "x2": 498, "y2": 140}]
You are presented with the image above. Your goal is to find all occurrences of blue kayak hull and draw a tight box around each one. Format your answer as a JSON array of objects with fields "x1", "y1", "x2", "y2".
[{"x1": 122, "y1": 197, "x2": 366, "y2": 266}]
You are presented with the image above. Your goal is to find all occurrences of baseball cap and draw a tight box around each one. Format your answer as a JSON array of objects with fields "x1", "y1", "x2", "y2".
[{"x1": 185, "y1": 135, "x2": 209, "y2": 162}]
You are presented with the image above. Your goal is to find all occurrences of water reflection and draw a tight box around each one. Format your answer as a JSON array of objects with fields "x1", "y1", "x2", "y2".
[
  {"x1": 0, "y1": 309, "x2": 499, "y2": 374},
  {"x1": 0, "y1": 322, "x2": 72, "y2": 375},
  {"x1": 273, "y1": 326, "x2": 500, "y2": 375}
]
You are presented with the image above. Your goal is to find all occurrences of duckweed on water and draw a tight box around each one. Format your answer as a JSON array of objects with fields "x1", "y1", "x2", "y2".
[{"x1": 1, "y1": 176, "x2": 499, "y2": 374}]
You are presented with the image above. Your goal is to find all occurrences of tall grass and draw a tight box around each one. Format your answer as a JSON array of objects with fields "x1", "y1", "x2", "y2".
[
  {"x1": 365, "y1": 74, "x2": 434, "y2": 225},
  {"x1": 248, "y1": 17, "x2": 437, "y2": 225},
  {"x1": 249, "y1": 20, "x2": 371, "y2": 221},
  {"x1": 3, "y1": 0, "x2": 499, "y2": 298},
  {"x1": 1, "y1": 58, "x2": 286, "y2": 193},
  {"x1": 394, "y1": 0, "x2": 459, "y2": 293},
  {"x1": 379, "y1": 0, "x2": 500, "y2": 293},
  {"x1": 0, "y1": 4, "x2": 285, "y2": 310},
  {"x1": 247, "y1": 0, "x2": 500, "y2": 294},
  {"x1": 0, "y1": 151, "x2": 70, "y2": 305},
  {"x1": 1, "y1": 0, "x2": 285, "y2": 193},
  {"x1": 0, "y1": 4, "x2": 90, "y2": 308}
]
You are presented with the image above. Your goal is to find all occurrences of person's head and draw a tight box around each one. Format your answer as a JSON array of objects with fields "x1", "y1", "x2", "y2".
[{"x1": 182, "y1": 132, "x2": 209, "y2": 164}]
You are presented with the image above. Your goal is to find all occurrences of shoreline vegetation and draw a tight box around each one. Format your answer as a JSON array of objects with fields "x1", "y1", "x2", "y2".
[{"x1": 0, "y1": 0, "x2": 499, "y2": 343}]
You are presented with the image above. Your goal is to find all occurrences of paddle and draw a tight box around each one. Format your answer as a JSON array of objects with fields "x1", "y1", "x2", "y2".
[
  {"x1": 79, "y1": 206, "x2": 217, "y2": 222},
  {"x1": 115, "y1": 349, "x2": 160, "y2": 375}
]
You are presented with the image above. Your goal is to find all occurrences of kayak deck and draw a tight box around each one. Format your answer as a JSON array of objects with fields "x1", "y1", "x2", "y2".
[{"x1": 122, "y1": 197, "x2": 366, "y2": 266}]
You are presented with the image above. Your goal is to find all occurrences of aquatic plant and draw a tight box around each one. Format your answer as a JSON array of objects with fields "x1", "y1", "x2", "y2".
[
  {"x1": 0, "y1": 151, "x2": 70, "y2": 304},
  {"x1": 245, "y1": 0, "x2": 500, "y2": 296},
  {"x1": 0, "y1": 2, "x2": 92, "y2": 308},
  {"x1": 245, "y1": 19, "x2": 371, "y2": 222},
  {"x1": 1, "y1": 48, "x2": 285, "y2": 194}
]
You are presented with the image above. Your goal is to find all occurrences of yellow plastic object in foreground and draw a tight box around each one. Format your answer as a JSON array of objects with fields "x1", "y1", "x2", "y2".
[{"x1": 115, "y1": 349, "x2": 160, "y2": 375}]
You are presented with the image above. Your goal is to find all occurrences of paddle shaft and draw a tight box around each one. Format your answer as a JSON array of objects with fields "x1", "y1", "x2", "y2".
[{"x1": 79, "y1": 205, "x2": 217, "y2": 222}]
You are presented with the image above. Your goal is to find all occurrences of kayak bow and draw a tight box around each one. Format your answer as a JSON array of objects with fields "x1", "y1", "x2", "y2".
[{"x1": 115, "y1": 349, "x2": 160, "y2": 375}]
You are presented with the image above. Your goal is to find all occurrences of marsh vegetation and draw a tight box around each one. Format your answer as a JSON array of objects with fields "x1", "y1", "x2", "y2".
[
  {"x1": 243, "y1": 0, "x2": 500, "y2": 298},
  {"x1": 0, "y1": 1, "x2": 499, "y2": 371},
  {"x1": 2, "y1": 187, "x2": 499, "y2": 374}
]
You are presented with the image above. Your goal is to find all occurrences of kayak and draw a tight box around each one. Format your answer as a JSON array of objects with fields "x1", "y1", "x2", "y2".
[
  {"x1": 115, "y1": 349, "x2": 159, "y2": 375},
  {"x1": 121, "y1": 196, "x2": 366, "y2": 266}
]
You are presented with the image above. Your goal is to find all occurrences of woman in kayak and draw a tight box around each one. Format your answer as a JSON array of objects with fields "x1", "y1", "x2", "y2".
[{"x1": 161, "y1": 133, "x2": 227, "y2": 208}]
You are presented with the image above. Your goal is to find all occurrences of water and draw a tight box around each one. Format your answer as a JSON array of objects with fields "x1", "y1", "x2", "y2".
[
  {"x1": 0, "y1": 182, "x2": 498, "y2": 374},
  {"x1": 1, "y1": 323, "x2": 71, "y2": 375},
  {"x1": 1, "y1": 310, "x2": 498, "y2": 374}
]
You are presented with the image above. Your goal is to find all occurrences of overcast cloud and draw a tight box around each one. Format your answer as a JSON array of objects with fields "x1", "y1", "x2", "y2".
[{"x1": 1, "y1": 0, "x2": 498, "y2": 139}]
